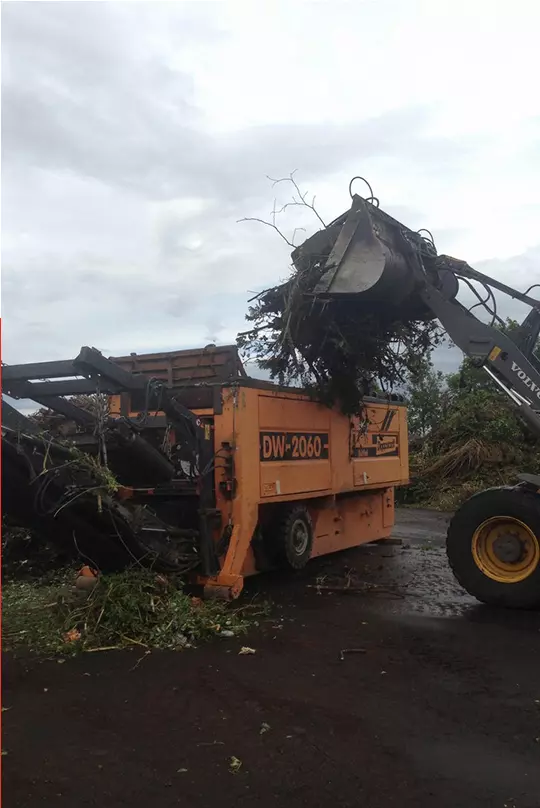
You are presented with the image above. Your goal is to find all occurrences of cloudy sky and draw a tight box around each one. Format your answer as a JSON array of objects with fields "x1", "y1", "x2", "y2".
[{"x1": 2, "y1": 0, "x2": 540, "y2": 379}]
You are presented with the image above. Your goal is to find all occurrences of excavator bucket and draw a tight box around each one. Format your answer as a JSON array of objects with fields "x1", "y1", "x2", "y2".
[{"x1": 291, "y1": 195, "x2": 457, "y2": 315}]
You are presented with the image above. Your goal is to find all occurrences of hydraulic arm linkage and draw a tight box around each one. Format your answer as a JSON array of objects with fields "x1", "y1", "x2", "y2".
[
  {"x1": 298, "y1": 191, "x2": 540, "y2": 440},
  {"x1": 420, "y1": 268, "x2": 540, "y2": 440}
]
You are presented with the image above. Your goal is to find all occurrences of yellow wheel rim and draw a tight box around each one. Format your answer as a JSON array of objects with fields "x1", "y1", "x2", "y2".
[{"x1": 471, "y1": 516, "x2": 540, "y2": 583}]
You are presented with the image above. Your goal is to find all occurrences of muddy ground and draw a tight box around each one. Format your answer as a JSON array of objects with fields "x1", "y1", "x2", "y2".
[{"x1": 3, "y1": 509, "x2": 540, "y2": 807}]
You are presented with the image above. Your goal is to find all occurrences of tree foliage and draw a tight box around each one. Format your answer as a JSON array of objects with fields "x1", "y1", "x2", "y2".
[
  {"x1": 405, "y1": 357, "x2": 448, "y2": 439},
  {"x1": 402, "y1": 322, "x2": 540, "y2": 510}
]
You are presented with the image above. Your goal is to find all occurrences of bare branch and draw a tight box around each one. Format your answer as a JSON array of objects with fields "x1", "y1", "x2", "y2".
[
  {"x1": 266, "y1": 168, "x2": 300, "y2": 188},
  {"x1": 266, "y1": 170, "x2": 327, "y2": 228},
  {"x1": 237, "y1": 217, "x2": 295, "y2": 247},
  {"x1": 239, "y1": 171, "x2": 327, "y2": 250}
]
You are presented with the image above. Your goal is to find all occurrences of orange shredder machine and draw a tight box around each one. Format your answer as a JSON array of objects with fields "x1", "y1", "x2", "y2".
[
  {"x1": 2, "y1": 344, "x2": 408, "y2": 600},
  {"x1": 108, "y1": 345, "x2": 409, "y2": 598}
]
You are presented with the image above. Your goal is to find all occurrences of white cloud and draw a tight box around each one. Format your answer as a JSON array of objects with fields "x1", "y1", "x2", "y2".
[{"x1": 2, "y1": 0, "x2": 539, "y2": 378}]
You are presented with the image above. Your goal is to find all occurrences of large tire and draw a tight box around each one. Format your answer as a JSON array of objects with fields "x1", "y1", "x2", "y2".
[
  {"x1": 276, "y1": 505, "x2": 313, "y2": 570},
  {"x1": 446, "y1": 486, "x2": 540, "y2": 609}
]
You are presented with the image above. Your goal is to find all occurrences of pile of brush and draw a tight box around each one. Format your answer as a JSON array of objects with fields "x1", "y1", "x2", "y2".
[
  {"x1": 238, "y1": 279, "x2": 439, "y2": 413},
  {"x1": 3, "y1": 568, "x2": 268, "y2": 654},
  {"x1": 238, "y1": 188, "x2": 441, "y2": 413},
  {"x1": 402, "y1": 381, "x2": 540, "y2": 510}
]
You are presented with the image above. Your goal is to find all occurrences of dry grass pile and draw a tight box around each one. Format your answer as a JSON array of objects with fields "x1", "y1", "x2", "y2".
[{"x1": 402, "y1": 405, "x2": 540, "y2": 511}]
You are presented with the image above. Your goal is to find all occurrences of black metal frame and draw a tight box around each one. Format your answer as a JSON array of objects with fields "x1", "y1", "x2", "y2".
[{"x1": 2, "y1": 346, "x2": 220, "y2": 575}]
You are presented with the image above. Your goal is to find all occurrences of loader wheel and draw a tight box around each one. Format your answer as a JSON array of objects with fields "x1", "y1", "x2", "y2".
[
  {"x1": 446, "y1": 486, "x2": 540, "y2": 609},
  {"x1": 276, "y1": 505, "x2": 313, "y2": 570}
]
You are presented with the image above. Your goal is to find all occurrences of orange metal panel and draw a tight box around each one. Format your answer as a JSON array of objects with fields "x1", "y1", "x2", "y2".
[
  {"x1": 257, "y1": 391, "x2": 333, "y2": 497},
  {"x1": 258, "y1": 392, "x2": 331, "y2": 431},
  {"x1": 253, "y1": 390, "x2": 408, "y2": 500},
  {"x1": 352, "y1": 457, "x2": 404, "y2": 487},
  {"x1": 383, "y1": 487, "x2": 395, "y2": 528},
  {"x1": 308, "y1": 492, "x2": 388, "y2": 557},
  {"x1": 260, "y1": 461, "x2": 332, "y2": 498},
  {"x1": 214, "y1": 387, "x2": 260, "y2": 582}
]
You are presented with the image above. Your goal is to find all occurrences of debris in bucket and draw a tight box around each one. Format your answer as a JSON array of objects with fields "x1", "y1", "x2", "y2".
[{"x1": 237, "y1": 176, "x2": 443, "y2": 414}]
